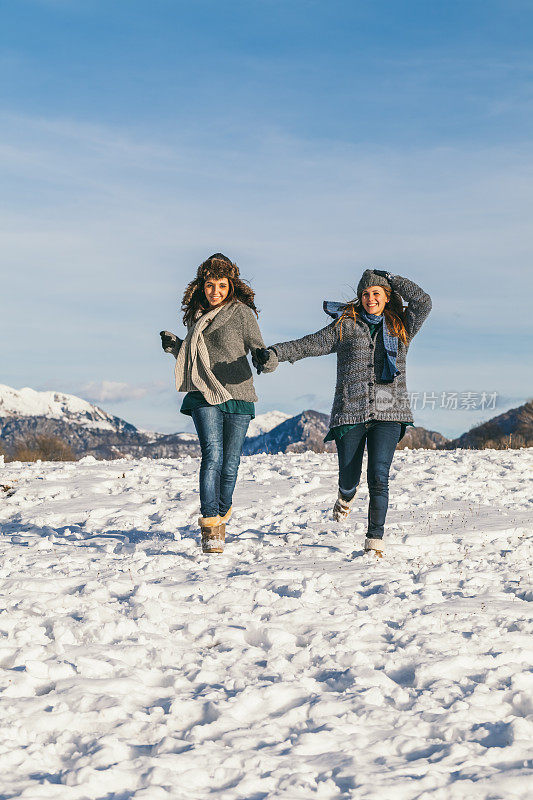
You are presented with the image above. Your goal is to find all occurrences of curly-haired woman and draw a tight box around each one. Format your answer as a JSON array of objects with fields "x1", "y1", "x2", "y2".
[
  {"x1": 253, "y1": 270, "x2": 432, "y2": 558},
  {"x1": 160, "y1": 253, "x2": 276, "y2": 553}
]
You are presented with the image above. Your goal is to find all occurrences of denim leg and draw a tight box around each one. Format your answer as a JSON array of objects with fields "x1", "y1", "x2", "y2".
[
  {"x1": 365, "y1": 422, "x2": 401, "y2": 539},
  {"x1": 219, "y1": 413, "x2": 252, "y2": 515},
  {"x1": 191, "y1": 405, "x2": 224, "y2": 518},
  {"x1": 335, "y1": 423, "x2": 367, "y2": 501}
]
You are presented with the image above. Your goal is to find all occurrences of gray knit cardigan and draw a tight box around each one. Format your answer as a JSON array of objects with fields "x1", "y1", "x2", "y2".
[
  {"x1": 172, "y1": 300, "x2": 276, "y2": 402},
  {"x1": 269, "y1": 275, "x2": 432, "y2": 426}
]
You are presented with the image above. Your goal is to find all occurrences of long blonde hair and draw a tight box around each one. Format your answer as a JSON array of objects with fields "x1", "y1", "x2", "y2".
[{"x1": 335, "y1": 286, "x2": 408, "y2": 344}]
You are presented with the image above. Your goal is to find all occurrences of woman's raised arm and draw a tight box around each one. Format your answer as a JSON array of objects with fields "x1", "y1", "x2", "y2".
[{"x1": 388, "y1": 274, "x2": 432, "y2": 339}]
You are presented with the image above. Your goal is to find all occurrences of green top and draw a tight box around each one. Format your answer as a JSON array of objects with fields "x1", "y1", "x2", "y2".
[
  {"x1": 180, "y1": 390, "x2": 255, "y2": 418},
  {"x1": 324, "y1": 318, "x2": 412, "y2": 443}
]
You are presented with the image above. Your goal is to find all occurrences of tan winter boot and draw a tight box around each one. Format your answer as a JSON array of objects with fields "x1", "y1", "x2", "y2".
[
  {"x1": 364, "y1": 537, "x2": 384, "y2": 559},
  {"x1": 218, "y1": 507, "x2": 232, "y2": 525},
  {"x1": 198, "y1": 515, "x2": 225, "y2": 554},
  {"x1": 333, "y1": 490, "x2": 356, "y2": 522}
]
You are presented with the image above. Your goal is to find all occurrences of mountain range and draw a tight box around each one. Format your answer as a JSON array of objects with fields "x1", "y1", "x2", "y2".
[
  {"x1": 0, "y1": 385, "x2": 198, "y2": 461},
  {"x1": 444, "y1": 400, "x2": 533, "y2": 449},
  {"x1": 0, "y1": 385, "x2": 531, "y2": 460}
]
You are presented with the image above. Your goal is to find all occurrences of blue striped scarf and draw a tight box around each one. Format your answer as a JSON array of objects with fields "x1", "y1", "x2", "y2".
[{"x1": 324, "y1": 301, "x2": 400, "y2": 383}]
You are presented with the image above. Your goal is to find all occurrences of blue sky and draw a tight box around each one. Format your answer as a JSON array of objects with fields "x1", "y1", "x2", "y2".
[{"x1": 2, "y1": 0, "x2": 532, "y2": 437}]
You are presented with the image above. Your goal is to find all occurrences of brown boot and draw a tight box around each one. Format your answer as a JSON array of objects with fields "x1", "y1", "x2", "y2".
[
  {"x1": 364, "y1": 537, "x2": 384, "y2": 558},
  {"x1": 218, "y1": 507, "x2": 232, "y2": 525},
  {"x1": 198, "y1": 515, "x2": 225, "y2": 554},
  {"x1": 333, "y1": 491, "x2": 355, "y2": 522}
]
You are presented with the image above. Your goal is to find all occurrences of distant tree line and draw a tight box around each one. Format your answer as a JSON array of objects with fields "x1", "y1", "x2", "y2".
[{"x1": 0, "y1": 435, "x2": 76, "y2": 462}]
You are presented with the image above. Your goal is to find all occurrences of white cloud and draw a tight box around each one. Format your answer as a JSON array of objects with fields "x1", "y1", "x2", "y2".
[{"x1": 80, "y1": 381, "x2": 166, "y2": 404}]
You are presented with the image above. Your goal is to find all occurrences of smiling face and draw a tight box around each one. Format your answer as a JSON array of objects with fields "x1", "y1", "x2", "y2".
[
  {"x1": 361, "y1": 285, "x2": 388, "y2": 315},
  {"x1": 204, "y1": 277, "x2": 230, "y2": 308}
]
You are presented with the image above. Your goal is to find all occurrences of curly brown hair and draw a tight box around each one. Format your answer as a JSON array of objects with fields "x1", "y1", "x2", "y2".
[
  {"x1": 336, "y1": 286, "x2": 409, "y2": 344},
  {"x1": 181, "y1": 253, "x2": 258, "y2": 327}
]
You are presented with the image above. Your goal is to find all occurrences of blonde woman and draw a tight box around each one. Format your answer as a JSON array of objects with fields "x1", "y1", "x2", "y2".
[{"x1": 253, "y1": 270, "x2": 432, "y2": 557}]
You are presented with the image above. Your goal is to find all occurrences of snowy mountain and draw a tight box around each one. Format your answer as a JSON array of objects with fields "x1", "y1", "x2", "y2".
[
  {"x1": 244, "y1": 409, "x2": 336, "y2": 454},
  {"x1": 4, "y1": 384, "x2": 527, "y2": 461},
  {"x1": 246, "y1": 410, "x2": 291, "y2": 438},
  {"x1": 0, "y1": 387, "x2": 332, "y2": 460},
  {"x1": 0, "y1": 385, "x2": 199, "y2": 460},
  {"x1": 244, "y1": 412, "x2": 451, "y2": 454},
  {"x1": 0, "y1": 384, "x2": 125, "y2": 431}
]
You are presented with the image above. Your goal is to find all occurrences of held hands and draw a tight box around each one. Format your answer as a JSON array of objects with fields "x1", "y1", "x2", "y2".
[
  {"x1": 160, "y1": 330, "x2": 178, "y2": 353},
  {"x1": 252, "y1": 347, "x2": 273, "y2": 374}
]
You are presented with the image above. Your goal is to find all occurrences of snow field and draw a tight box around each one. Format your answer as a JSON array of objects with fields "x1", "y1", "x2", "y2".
[{"x1": 0, "y1": 449, "x2": 532, "y2": 799}]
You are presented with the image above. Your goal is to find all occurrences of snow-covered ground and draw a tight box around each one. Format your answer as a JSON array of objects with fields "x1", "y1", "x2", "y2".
[{"x1": 0, "y1": 449, "x2": 531, "y2": 800}]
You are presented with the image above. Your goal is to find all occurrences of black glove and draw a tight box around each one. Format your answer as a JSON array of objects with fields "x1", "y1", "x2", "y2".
[
  {"x1": 160, "y1": 330, "x2": 178, "y2": 353},
  {"x1": 373, "y1": 269, "x2": 393, "y2": 281},
  {"x1": 252, "y1": 347, "x2": 272, "y2": 374}
]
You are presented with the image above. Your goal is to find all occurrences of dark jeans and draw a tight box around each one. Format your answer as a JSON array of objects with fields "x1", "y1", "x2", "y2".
[
  {"x1": 191, "y1": 405, "x2": 252, "y2": 518},
  {"x1": 336, "y1": 421, "x2": 401, "y2": 539}
]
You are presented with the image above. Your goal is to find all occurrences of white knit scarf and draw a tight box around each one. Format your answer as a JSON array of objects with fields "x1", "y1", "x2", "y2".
[{"x1": 174, "y1": 304, "x2": 232, "y2": 405}]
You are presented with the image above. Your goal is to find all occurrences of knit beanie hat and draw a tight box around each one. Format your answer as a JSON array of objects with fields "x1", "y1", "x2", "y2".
[{"x1": 357, "y1": 269, "x2": 391, "y2": 299}]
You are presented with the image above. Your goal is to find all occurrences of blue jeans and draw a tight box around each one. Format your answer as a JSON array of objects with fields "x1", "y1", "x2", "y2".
[
  {"x1": 191, "y1": 405, "x2": 252, "y2": 518},
  {"x1": 335, "y1": 421, "x2": 401, "y2": 539}
]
